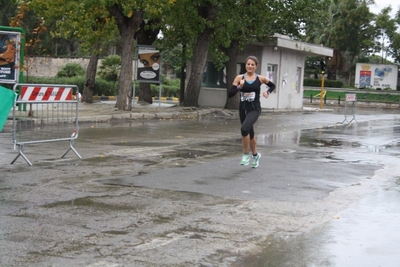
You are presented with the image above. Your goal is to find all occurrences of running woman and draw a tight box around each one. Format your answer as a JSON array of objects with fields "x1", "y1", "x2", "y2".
[{"x1": 228, "y1": 55, "x2": 276, "y2": 168}]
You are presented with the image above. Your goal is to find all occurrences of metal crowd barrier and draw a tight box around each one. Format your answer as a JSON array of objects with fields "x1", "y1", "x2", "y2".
[
  {"x1": 341, "y1": 93, "x2": 358, "y2": 124},
  {"x1": 11, "y1": 83, "x2": 82, "y2": 166}
]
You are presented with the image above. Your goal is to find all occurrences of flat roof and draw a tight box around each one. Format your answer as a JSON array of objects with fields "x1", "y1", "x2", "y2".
[{"x1": 262, "y1": 34, "x2": 334, "y2": 57}]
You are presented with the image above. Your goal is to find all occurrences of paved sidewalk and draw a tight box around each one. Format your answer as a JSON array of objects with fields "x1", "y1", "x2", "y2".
[{"x1": 76, "y1": 100, "x2": 335, "y2": 124}]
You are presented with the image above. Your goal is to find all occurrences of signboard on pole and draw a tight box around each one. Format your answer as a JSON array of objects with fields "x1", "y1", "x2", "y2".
[
  {"x1": 136, "y1": 46, "x2": 161, "y2": 83},
  {"x1": 0, "y1": 30, "x2": 20, "y2": 84},
  {"x1": 355, "y1": 63, "x2": 398, "y2": 90}
]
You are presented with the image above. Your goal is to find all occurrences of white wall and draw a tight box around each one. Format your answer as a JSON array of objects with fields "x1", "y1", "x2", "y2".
[
  {"x1": 24, "y1": 57, "x2": 137, "y2": 79},
  {"x1": 25, "y1": 57, "x2": 95, "y2": 78},
  {"x1": 273, "y1": 50, "x2": 306, "y2": 110}
]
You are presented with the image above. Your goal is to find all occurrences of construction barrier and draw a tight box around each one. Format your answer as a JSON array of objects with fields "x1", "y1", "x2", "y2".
[
  {"x1": 341, "y1": 93, "x2": 358, "y2": 124},
  {"x1": 11, "y1": 83, "x2": 82, "y2": 165}
]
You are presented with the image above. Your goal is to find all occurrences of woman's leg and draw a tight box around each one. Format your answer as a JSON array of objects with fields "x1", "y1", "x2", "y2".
[
  {"x1": 250, "y1": 136, "x2": 257, "y2": 155},
  {"x1": 242, "y1": 135, "x2": 250, "y2": 154},
  {"x1": 239, "y1": 108, "x2": 260, "y2": 165},
  {"x1": 241, "y1": 108, "x2": 261, "y2": 156}
]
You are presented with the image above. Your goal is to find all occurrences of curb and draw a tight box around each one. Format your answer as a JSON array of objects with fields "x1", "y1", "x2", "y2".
[
  {"x1": 92, "y1": 96, "x2": 179, "y2": 101},
  {"x1": 77, "y1": 108, "x2": 225, "y2": 124}
]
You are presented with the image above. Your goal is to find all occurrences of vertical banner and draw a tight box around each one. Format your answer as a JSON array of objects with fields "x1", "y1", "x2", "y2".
[
  {"x1": 137, "y1": 46, "x2": 161, "y2": 83},
  {"x1": 0, "y1": 31, "x2": 20, "y2": 83},
  {"x1": 359, "y1": 70, "x2": 371, "y2": 88},
  {"x1": 0, "y1": 85, "x2": 16, "y2": 132}
]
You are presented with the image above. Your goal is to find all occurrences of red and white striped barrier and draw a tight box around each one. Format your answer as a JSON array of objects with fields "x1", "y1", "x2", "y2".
[
  {"x1": 20, "y1": 86, "x2": 72, "y2": 101},
  {"x1": 11, "y1": 83, "x2": 81, "y2": 165}
]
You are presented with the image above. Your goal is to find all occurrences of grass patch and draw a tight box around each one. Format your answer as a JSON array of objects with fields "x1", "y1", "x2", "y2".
[{"x1": 304, "y1": 89, "x2": 400, "y2": 103}]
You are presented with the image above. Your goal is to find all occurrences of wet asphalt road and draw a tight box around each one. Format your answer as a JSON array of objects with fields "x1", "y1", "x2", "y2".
[{"x1": 1, "y1": 104, "x2": 400, "y2": 267}]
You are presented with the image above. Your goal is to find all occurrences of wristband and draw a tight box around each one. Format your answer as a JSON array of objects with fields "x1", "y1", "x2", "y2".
[{"x1": 237, "y1": 85, "x2": 241, "y2": 90}]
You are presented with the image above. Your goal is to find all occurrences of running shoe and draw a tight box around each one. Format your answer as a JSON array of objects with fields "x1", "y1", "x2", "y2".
[
  {"x1": 240, "y1": 154, "x2": 250, "y2": 165},
  {"x1": 251, "y1": 153, "x2": 261, "y2": 168}
]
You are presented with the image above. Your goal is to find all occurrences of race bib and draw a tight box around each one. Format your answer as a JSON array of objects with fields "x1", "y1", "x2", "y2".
[{"x1": 241, "y1": 92, "x2": 255, "y2": 102}]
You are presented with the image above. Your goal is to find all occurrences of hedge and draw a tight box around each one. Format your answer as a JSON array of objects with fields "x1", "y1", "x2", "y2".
[
  {"x1": 304, "y1": 78, "x2": 344, "y2": 88},
  {"x1": 23, "y1": 76, "x2": 118, "y2": 96}
]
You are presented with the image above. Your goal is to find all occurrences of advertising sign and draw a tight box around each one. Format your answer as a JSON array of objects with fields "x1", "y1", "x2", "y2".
[
  {"x1": 137, "y1": 46, "x2": 161, "y2": 83},
  {"x1": 355, "y1": 63, "x2": 398, "y2": 90},
  {"x1": 345, "y1": 93, "x2": 357, "y2": 102},
  {"x1": 0, "y1": 31, "x2": 20, "y2": 83}
]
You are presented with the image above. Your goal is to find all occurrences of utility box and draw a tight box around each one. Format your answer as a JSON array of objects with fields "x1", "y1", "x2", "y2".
[{"x1": 355, "y1": 63, "x2": 398, "y2": 90}]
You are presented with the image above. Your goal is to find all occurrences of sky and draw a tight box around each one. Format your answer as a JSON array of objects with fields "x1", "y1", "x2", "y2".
[{"x1": 369, "y1": 1, "x2": 398, "y2": 17}]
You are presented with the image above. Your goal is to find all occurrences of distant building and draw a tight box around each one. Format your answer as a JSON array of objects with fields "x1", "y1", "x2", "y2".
[{"x1": 193, "y1": 34, "x2": 334, "y2": 110}]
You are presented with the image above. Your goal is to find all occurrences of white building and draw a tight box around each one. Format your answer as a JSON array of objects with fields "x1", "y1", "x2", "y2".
[{"x1": 196, "y1": 34, "x2": 333, "y2": 110}]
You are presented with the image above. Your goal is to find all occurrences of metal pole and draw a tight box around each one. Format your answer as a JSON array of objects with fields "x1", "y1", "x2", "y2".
[{"x1": 319, "y1": 72, "x2": 325, "y2": 109}]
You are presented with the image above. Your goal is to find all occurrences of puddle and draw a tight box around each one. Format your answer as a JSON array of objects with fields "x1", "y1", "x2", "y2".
[
  {"x1": 102, "y1": 230, "x2": 128, "y2": 235},
  {"x1": 161, "y1": 149, "x2": 216, "y2": 159},
  {"x1": 110, "y1": 141, "x2": 175, "y2": 147},
  {"x1": 42, "y1": 196, "x2": 143, "y2": 212}
]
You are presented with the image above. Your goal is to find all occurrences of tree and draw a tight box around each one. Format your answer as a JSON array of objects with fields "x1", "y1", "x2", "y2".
[
  {"x1": 106, "y1": 4, "x2": 143, "y2": 110},
  {"x1": 159, "y1": 1, "x2": 195, "y2": 105},
  {"x1": 376, "y1": 7, "x2": 399, "y2": 63},
  {"x1": 28, "y1": 0, "x2": 118, "y2": 104},
  {"x1": 304, "y1": 0, "x2": 375, "y2": 82},
  {"x1": 104, "y1": 0, "x2": 175, "y2": 110},
  {"x1": 183, "y1": 2, "x2": 219, "y2": 107},
  {"x1": 0, "y1": 0, "x2": 18, "y2": 26},
  {"x1": 215, "y1": 0, "x2": 305, "y2": 109},
  {"x1": 391, "y1": 9, "x2": 400, "y2": 63},
  {"x1": 162, "y1": 0, "x2": 320, "y2": 108},
  {"x1": 336, "y1": 0, "x2": 375, "y2": 84}
]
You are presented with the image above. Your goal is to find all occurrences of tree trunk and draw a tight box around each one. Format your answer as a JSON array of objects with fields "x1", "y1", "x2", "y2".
[
  {"x1": 83, "y1": 43, "x2": 99, "y2": 104},
  {"x1": 183, "y1": 30, "x2": 212, "y2": 107},
  {"x1": 223, "y1": 41, "x2": 240, "y2": 110},
  {"x1": 138, "y1": 83, "x2": 152, "y2": 103},
  {"x1": 179, "y1": 45, "x2": 187, "y2": 105},
  {"x1": 108, "y1": 4, "x2": 143, "y2": 111}
]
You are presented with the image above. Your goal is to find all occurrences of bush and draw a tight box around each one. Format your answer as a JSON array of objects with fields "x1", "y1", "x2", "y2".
[
  {"x1": 56, "y1": 63, "x2": 85, "y2": 78},
  {"x1": 150, "y1": 84, "x2": 179, "y2": 97},
  {"x1": 25, "y1": 76, "x2": 118, "y2": 96},
  {"x1": 98, "y1": 55, "x2": 121, "y2": 83}
]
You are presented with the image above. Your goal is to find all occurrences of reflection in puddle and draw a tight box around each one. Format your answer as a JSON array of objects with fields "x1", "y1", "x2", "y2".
[{"x1": 258, "y1": 122, "x2": 400, "y2": 156}]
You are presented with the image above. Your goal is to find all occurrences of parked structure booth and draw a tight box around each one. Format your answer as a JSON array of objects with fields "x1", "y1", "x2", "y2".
[{"x1": 196, "y1": 34, "x2": 334, "y2": 110}]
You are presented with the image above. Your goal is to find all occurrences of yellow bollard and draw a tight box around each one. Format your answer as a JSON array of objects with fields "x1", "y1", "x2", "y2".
[{"x1": 319, "y1": 71, "x2": 325, "y2": 109}]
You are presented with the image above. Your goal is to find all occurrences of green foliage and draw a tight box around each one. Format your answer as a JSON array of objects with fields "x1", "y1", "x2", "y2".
[
  {"x1": 56, "y1": 63, "x2": 85, "y2": 78},
  {"x1": 97, "y1": 55, "x2": 121, "y2": 82},
  {"x1": 26, "y1": 76, "x2": 118, "y2": 96},
  {"x1": 303, "y1": 78, "x2": 344, "y2": 88},
  {"x1": 133, "y1": 78, "x2": 180, "y2": 97},
  {"x1": 150, "y1": 84, "x2": 179, "y2": 97},
  {"x1": 1, "y1": 0, "x2": 18, "y2": 26}
]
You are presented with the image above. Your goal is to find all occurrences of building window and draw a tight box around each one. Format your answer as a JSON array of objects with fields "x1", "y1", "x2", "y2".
[{"x1": 202, "y1": 62, "x2": 246, "y2": 88}]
